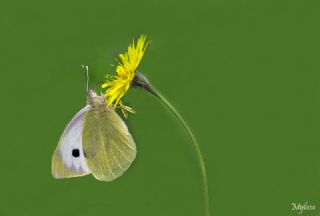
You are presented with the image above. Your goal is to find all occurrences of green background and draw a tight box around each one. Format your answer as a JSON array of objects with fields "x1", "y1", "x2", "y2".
[{"x1": 0, "y1": 0, "x2": 319, "y2": 215}]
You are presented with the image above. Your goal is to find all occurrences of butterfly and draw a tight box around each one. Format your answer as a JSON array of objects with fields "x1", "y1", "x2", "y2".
[{"x1": 51, "y1": 89, "x2": 137, "y2": 181}]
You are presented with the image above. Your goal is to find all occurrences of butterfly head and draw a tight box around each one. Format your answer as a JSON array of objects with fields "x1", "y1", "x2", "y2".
[{"x1": 87, "y1": 90, "x2": 106, "y2": 110}]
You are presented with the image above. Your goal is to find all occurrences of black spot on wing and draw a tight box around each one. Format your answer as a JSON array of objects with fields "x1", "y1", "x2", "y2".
[{"x1": 72, "y1": 149, "x2": 80, "y2": 157}]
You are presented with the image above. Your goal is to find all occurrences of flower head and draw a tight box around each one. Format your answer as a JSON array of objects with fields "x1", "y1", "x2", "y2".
[{"x1": 102, "y1": 35, "x2": 148, "y2": 111}]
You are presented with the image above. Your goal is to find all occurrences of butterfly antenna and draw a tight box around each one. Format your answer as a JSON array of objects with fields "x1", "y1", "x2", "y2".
[{"x1": 81, "y1": 65, "x2": 89, "y2": 92}]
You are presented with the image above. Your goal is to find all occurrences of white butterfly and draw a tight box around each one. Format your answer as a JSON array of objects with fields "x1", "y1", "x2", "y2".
[{"x1": 52, "y1": 67, "x2": 136, "y2": 181}]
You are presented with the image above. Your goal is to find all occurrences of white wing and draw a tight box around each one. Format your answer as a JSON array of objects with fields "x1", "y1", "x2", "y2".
[{"x1": 52, "y1": 105, "x2": 91, "y2": 179}]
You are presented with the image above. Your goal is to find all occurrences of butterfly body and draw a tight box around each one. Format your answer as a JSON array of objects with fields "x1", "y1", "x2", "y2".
[{"x1": 52, "y1": 90, "x2": 136, "y2": 181}]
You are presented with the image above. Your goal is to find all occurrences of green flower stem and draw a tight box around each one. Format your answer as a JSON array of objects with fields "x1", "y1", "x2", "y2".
[
  {"x1": 147, "y1": 86, "x2": 210, "y2": 216},
  {"x1": 132, "y1": 72, "x2": 210, "y2": 215}
]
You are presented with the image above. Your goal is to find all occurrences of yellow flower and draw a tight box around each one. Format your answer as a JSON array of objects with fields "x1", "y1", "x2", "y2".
[{"x1": 102, "y1": 35, "x2": 148, "y2": 111}]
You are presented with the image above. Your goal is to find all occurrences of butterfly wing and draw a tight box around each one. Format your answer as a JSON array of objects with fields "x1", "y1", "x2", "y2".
[
  {"x1": 52, "y1": 106, "x2": 91, "y2": 179},
  {"x1": 82, "y1": 108, "x2": 137, "y2": 181}
]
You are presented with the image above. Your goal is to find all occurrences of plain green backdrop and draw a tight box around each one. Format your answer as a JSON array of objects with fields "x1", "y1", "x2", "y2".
[{"x1": 0, "y1": 0, "x2": 319, "y2": 215}]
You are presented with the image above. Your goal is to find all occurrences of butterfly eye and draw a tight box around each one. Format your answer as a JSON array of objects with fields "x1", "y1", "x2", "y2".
[{"x1": 72, "y1": 149, "x2": 80, "y2": 157}]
